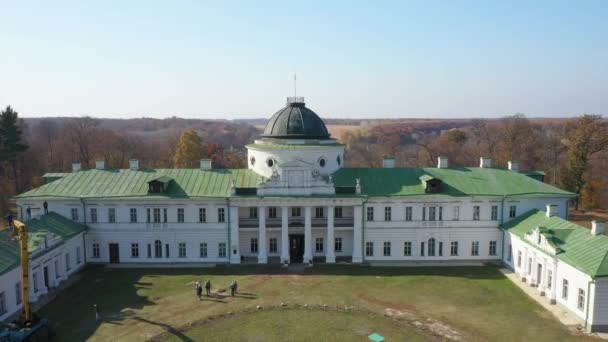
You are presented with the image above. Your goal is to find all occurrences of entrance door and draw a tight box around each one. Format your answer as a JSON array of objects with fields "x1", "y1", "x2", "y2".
[
  {"x1": 43, "y1": 266, "x2": 49, "y2": 288},
  {"x1": 109, "y1": 243, "x2": 120, "y2": 264},
  {"x1": 289, "y1": 234, "x2": 304, "y2": 263},
  {"x1": 537, "y1": 263, "x2": 542, "y2": 286}
]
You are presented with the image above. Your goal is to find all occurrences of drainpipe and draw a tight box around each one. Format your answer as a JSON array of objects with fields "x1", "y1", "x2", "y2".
[
  {"x1": 227, "y1": 198, "x2": 231, "y2": 264},
  {"x1": 584, "y1": 279, "x2": 594, "y2": 332}
]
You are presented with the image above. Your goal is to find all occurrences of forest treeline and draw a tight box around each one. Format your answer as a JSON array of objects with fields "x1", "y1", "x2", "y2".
[{"x1": 1, "y1": 108, "x2": 607, "y2": 225}]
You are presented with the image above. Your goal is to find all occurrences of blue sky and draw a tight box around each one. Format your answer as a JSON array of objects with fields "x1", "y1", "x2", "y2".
[{"x1": 0, "y1": 1, "x2": 607, "y2": 119}]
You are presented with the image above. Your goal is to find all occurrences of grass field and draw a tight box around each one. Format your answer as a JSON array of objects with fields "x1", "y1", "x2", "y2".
[{"x1": 40, "y1": 265, "x2": 595, "y2": 341}]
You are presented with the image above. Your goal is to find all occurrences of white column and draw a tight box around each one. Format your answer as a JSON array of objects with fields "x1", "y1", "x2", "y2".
[
  {"x1": 304, "y1": 206, "x2": 312, "y2": 263},
  {"x1": 352, "y1": 205, "x2": 363, "y2": 263},
  {"x1": 326, "y1": 205, "x2": 335, "y2": 263},
  {"x1": 229, "y1": 206, "x2": 240, "y2": 264},
  {"x1": 258, "y1": 206, "x2": 267, "y2": 264},
  {"x1": 281, "y1": 206, "x2": 289, "y2": 264}
]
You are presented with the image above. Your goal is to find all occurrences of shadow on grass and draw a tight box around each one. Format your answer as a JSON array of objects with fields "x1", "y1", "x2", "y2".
[{"x1": 132, "y1": 316, "x2": 194, "y2": 342}]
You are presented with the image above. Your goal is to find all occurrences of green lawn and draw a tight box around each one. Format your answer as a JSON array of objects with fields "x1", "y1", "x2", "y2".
[{"x1": 39, "y1": 265, "x2": 594, "y2": 341}]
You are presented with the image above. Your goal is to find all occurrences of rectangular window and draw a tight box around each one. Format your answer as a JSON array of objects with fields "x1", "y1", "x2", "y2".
[
  {"x1": 438, "y1": 242, "x2": 443, "y2": 256},
  {"x1": 291, "y1": 207, "x2": 301, "y2": 217},
  {"x1": 179, "y1": 243, "x2": 187, "y2": 258},
  {"x1": 147, "y1": 244, "x2": 151, "y2": 258},
  {"x1": 405, "y1": 207, "x2": 412, "y2": 221},
  {"x1": 334, "y1": 206, "x2": 343, "y2": 218},
  {"x1": 177, "y1": 208, "x2": 185, "y2": 223},
  {"x1": 268, "y1": 207, "x2": 277, "y2": 219},
  {"x1": 335, "y1": 237, "x2": 343, "y2": 253},
  {"x1": 517, "y1": 251, "x2": 522, "y2": 267},
  {"x1": 422, "y1": 206, "x2": 426, "y2": 221},
  {"x1": 71, "y1": 208, "x2": 78, "y2": 221},
  {"x1": 165, "y1": 244, "x2": 170, "y2": 258},
  {"x1": 471, "y1": 241, "x2": 479, "y2": 256},
  {"x1": 438, "y1": 206, "x2": 443, "y2": 221},
  {"x1": 491, "y1": 205, "x2": 498, "y2": 221},
  {"x1": 315, "y1": 207, "x2": 324, "y2": 218},
  {"x1": 403, "y1": 241, "x2": 412, "y2": 256},
  {"x1": 528, "y1": 258, "x2": 532, "y2": 275},
  {"x1": 269, "y1": 238, "x2": 278, "y2": 253},
  {"x1": 250, "y1": 238, "x2": 258, "y2": 253},
  {"x1": 131, "y1": 243, "x2": 139, "y2": 258},
  {"x1": 315, "y1": 238, "x2": 324, "y2": 253},
  {"x1": 92, "y1": 243, "x2": 100, "y2": 258},
  {"x1": 509, "y1": 205, "x2": 517, "y2": 218},
  {"x1": 473, "y1": 206, "x2": 480, "y2": 221},
  {"x1": 200, "y1": 243, "x2": 208, "y2": 258},
  {"x1": 76, "y1": 247, "x2": 81, "y2": 264},
  {"x1": 365, "y1": 242, "x2": 374, "y2": 257},
  {"x1": 578, "y1": 288, "x2": 585, "y2": 311},
  {"x1": 33, "y1": 273, "x2": 39, "y2": 292},
  {"x1": 429, "y1": 207, "x2": 436, "y2": 221},
  {"x1": 153, "y1": 208, "x2": 161, "y2": 223},
  {"x1": 507, "y1": 244, "x2": 512, "y2": 261},
  {"x1": 366, "y1": 207, "x2": 374, "y2": 221},
  {"x1": 65, "y1": 253, "x2": 71, "y2": 271},
  {"x1": 383, "y1": 242, "x2": 391, "y2": 256},
  {"x1": 453, "y1": 206, "x2": 460, "y2": 220},
  {"x1": 163, "y1": 208, "x2": 168, "y2": 223},
  {"x1": 15, "y1": 282, "x2": 21, "y2": 305},
  {"x1": 0, "y1": 292, "x2": 5, "y2": 315},
  {"x1": 489, "y1": 241, "x2": 497, "y2": 256},
  {"x1": 218, "y1": 208, "x2": 226, "y2": 222},
  {"x1": 130, "y1": 208, "x2": 137, "y2": 223},
  {"x1": 450, "y1": 241, "x2": 458, "y2": 256},
  {"x1": 147, "y1": 208, "x2": 151, "y2": 223},
  {"x1": 562, "y1": 279, "x2": 569, "y2": 300},
  {"x1": 218, "y1": 243, "x2": 227, "y2": 258},
  {"x1": 199, "y1": 208, "x2": 207, "y2": 223},
  {"x1": 249, "y1": 207, "x2": 258, "y2": 219},
  {"x1": 90, "y1": 208, "x2": 98, "y2": 223},
  {"x1": 155, "y1": 241, "x2": 162, "y2": 258},
  {"x1": 420, "y1": 242, "x2": 425, "y2": 256},
  {"x1": 384, "y1": 207, "x2": 392, "y2": 221},
  {"x1": 108, "y1": 208, "x2": 116, "y2": 223}
]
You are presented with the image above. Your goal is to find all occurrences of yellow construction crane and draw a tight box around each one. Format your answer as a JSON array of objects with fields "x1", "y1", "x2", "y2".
[{"x1": 7, "y1": 215, "x2": 31, "y2": 322}]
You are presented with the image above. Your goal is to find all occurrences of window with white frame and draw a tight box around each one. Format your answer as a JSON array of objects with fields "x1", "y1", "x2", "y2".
[
  {"x1": 93, "y1": 243, "x2": 100, "y2": 258},
  {"x1": 471, "y1": 241, "x2": 479, "y2": 256},
  {"x1": 199, "y1": 208, "x2": 207, "y2": 223},
  {"x1": 315, "y1": 238, "x2": 324, "y2": 253},
  {"x1": 268, "y1": 207, "x2": 277, "y2": 219},
  {"x1": 420, "y1": 242, "x2": 425, "y2": 256},
  {"x1": 177, "y1": 208, "x2": 185, "y2": 223},
  {"x1": 562, "y1": 279, "x2": 569, "y2": 300},
  {"x1": 131, "y1": 243, "x2": 139, "y2": 258},
  {"x1": 366, "y1": 207, "x2": 374, "y2": 221},
  {"x1": 335, "y1": 237, "x2": 342, "y2": 252},
  {"x1": 108, "y1": 208, "x2": 116, "y2": 223},
  {"x1": 15, "y1": 282, "x2": 21, "y2": 305},
  {"x1": 334, "y1": 206, "x2": 343, "y2": 218},
  {"x1": 383, "y1": 242, "x2": 391, "y2": 256},
  {"x1": 438, "y1": 206, "x2": 443, "y2": 221},
  {"x1": 249, "y1": 207, "x2": 258, "y2": 219},
  {"x1": 438, "y1": 241, "x2": 443, "y2": 256},
  {"x1": 218, "y1": 243, "x2": 227, "y2": 258},
  {"x1": 292, "y1": 207, "x2": 301, "y2": 217},
  {"x1": 65, "y1": 253, "x2": 71, "y2": 271},
  {"x1": 403, "y1": 241, "x2": 412, "y2": 256},
  {"x1": 155, "y1": 240, "x2": 162, "y2": 258},
  {"x1": 0, "y1": 292, "x2": 6, "y2": 315},
  {"x1": 428, "y1": 238, "x2": 436, "y2": 256},
  {"x1": 429, "y1": 207, "x2": 436, "y2": 221},
  {"x1": 250, "y1": 238, "x2": 258, "y2": 253},
  {"x1": 384, "y1": 207, "x2": 391, "y2": 221},
  {"x1": 365, "y1": 242, "x2": 374, "y2": 256},
  {"x1": 71, "y1": 208, "x2": 78, "y2": 221},
  {"x1": 218, "y1": 208, "x2": 225, "y2": 222},
  {"x1": 147, "y1": 244, "x2": 151, "y2": 258},
  {"x1": 473, "y1": 206, "x2": 480, "y2": 221},
  {"x1": 179, "y1": 243, "x2": 187, "y2": 258},
  {"x1": 509, "y1": 205, "x2": 517, "y2": 218},
  {"x1": 491, "y1": 205, "x2": 498, "y2": 221},
  {"x1": 33, "y1": 272, "x2": 40, "y2": 292},
  {"x1": 422, "y1": 207, "x2": 426, "y2": 221},
  {"x1": 269, "y1": 238, "x2": 278, "y2": 253},
  {"x1": 489, "y1": 241, "x2": 497, "y2": 256},
  {"x1": 450, "y1": 241, "x2": 458, "y2": 256},
  {"x1": 165, "y1": 243, "x2": 170, "y2": 258},
  {"x1": 517, "y1": 251, "x2": 522, "y2": 267},
  {"x1": 200, "y1": 242, "x2": 207, "y2": 258},
  {"x1": 405, "y1": 207, "x2": 412, "y2": 221},
  {"x1": 153, "y1": 208, "x2": 161, "y2": 223},
  {"x1": 315, "y1": 207, "x2": 324, "y2": 218},
  {"x1": 453, "y1": 206, "x2": 460, "y2": 220},
  {"x1": 130, "y1": 208, "x2": 137, "y2": 223},
  {"x1": 578, "y1": 288, "x2": 585, "y2": 311},
  {"x1": 90, "y1": 208, "x2": 98, "y2": 223},
  {"x1": 163, "y1": 208, "x2": 168, "y2": 223}
]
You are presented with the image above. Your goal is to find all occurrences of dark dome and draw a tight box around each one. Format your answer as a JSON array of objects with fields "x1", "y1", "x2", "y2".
[{"x1": 262, "y1": 99, "x2": 331, "y2": 139}]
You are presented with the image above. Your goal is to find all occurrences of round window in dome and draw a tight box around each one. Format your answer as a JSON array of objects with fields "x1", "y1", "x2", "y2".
[
  {"x1": 267, "y1": 158, "x2": 274, "y2": 168},
  {"x1": 250, "y1": 156, "x2": 256, "y2": 166},
  {"x1": 336, "y1": 155, "x2": 341, "y2": 166},
  {"x1": 319, "y1": 158, "x2": 326, "y2": 168}
]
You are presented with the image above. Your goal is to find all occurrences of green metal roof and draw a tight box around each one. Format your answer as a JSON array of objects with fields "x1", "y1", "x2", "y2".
[
  {"x1": 333, "y1": 167, "x2": 573, "y2": 197},
  {"x1": 17, "y1": 169, "x2": 265, "y2": 199},
  {"x1": 0, "y1": 213, "x2": 87, "y2": 276},
  {"x1": 502, "y1": 210, "x2": 608, "y2": 278}
]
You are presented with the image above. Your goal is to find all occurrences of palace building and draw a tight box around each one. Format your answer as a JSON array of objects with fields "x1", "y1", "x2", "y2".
[{"x1": 3, "y1": 97, "x2": 608, "y2": 331}]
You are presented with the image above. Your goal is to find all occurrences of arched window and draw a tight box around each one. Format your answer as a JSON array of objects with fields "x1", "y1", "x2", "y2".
[
  {"x1": 155, "y1": 240, "x2": 162, "y2": 258},
  {"x1": 428, "y1": 238, "x2": 436, "y2": 256}
]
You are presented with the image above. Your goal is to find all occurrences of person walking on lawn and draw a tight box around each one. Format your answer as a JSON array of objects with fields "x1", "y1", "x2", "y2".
[
  {"x1": 229, "y1": 280, "x2": 237, "y2": 297},
  {"x1": 205, "y1": 279, "x2": 211, "y2": 296},
  {"x1": 195, "y1": 280, "x2": 202, "y2": 300}
]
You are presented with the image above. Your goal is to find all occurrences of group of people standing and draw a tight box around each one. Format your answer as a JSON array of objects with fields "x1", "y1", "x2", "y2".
[{"x1": 194, "y1": 279, "x2": 238, "y2": 300}]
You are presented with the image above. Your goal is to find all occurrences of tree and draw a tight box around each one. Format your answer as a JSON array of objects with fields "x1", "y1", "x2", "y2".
[
  {"x1": 173, "y1": 129, "x2": 204, "y2": 168},
  {"x1": 561, "y1": 115, "x2": 608, "y2": 210},
  {"x1": 65, "y1": 116, "x2": 100, "y2": 168},
  {"x1": 0, "y1": 106, "x2": 29, "y2": 192}
]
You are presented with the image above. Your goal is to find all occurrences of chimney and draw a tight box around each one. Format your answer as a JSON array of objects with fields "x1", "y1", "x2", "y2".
[
  {"x1": 480, "y1": 157, "x2": 492, "y2": 168},
  {"x1": 129, "y1": 159, "x2": 139, "y2": 170},
  {"x1": 200, "y1": 159, "x2": 212, "y2": 170},
  {"x1": 592, "y1": 221, "x2": 606, "y2": 236},
  {"x1": 95, "y1": 160, "x2": 105, "y2": 170},
  {"x1": 382, "y1": 156, "x2": 395, "y2": 168},
  {"x1": 72, "y1": 163, "x2": 81, "y2": 172},
  {"x1": 508, "y1": 161, "x2": 519, "y2": 171},
  {"x1": 437, "y1": 156, "x2": 449, "y2": 168},
  {"x1": 545, "y1": 204, "x2": 558, "y2": 218}
]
